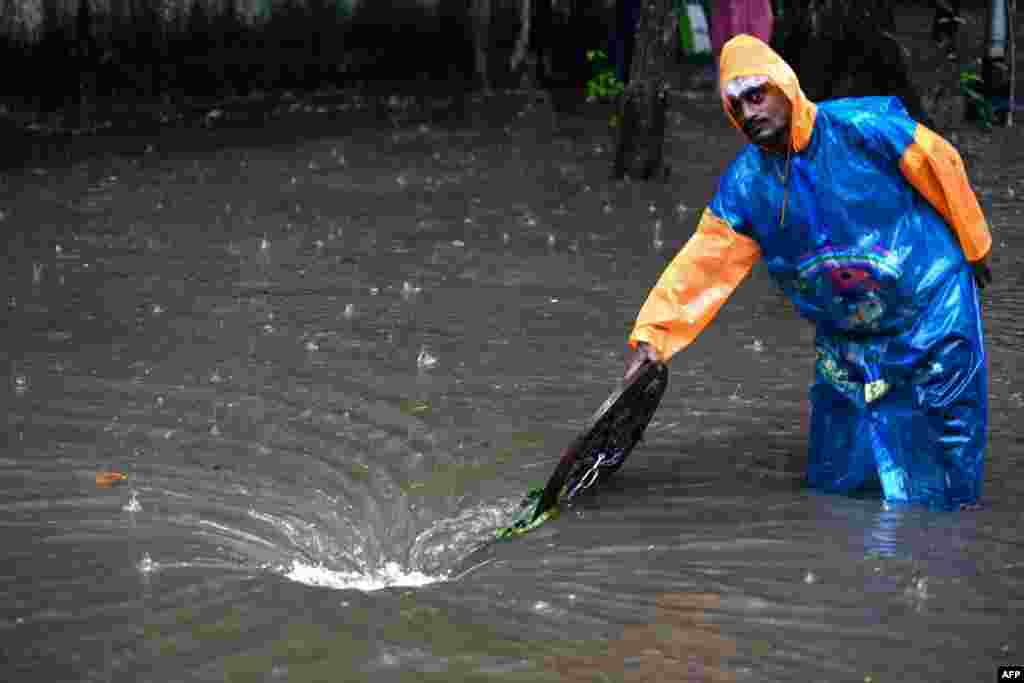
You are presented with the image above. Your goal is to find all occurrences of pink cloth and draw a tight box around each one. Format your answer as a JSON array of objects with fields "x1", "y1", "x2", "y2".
[{"x1": 711, "y1": 0, "x2": 774, "y2": 57}]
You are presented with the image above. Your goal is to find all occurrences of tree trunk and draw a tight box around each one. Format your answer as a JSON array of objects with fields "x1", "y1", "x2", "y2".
[
  {"x1": 533, "y1": 0, "x2": 553, "y2": 85},
  {"x1": 612, "y1": 0, "x2": 674, "y2": 181},
  {"x1": 471, "y1": 0, "x2": 492, "y2": 92},
  {"x1": 924, "y1": 1, "x2": 967, "y2": 133},
  {"x1": 509, "y1": 0, "x2": 532, "y2": 74},
  {"x1": 773, "y1": 1, "x2": 936, "y2": 130}
]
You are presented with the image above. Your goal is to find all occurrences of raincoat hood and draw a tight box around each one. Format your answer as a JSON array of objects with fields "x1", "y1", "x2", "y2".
[{"x1": 719, "y1": 34, "x2": 817, "y2": 152}]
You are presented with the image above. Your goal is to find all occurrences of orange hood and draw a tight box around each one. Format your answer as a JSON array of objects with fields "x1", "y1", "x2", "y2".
[{"x1": 718, "y1": 34, "x2": 817, "y2": 152}]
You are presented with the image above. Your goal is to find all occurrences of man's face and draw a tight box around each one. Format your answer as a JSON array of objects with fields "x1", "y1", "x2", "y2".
[{"x1": 727, "y1": 83, "x2": 792, "y2": 149}]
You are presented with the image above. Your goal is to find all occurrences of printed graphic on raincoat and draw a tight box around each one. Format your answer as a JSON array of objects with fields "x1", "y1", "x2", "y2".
[{"x1": 629, "y1": 35, "x2": 991, "y2": 510}]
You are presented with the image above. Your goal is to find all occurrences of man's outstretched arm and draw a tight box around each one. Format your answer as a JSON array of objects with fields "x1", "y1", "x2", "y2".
[{"x1": 625, "y1": 209, "x2": 761, "y2": 380}]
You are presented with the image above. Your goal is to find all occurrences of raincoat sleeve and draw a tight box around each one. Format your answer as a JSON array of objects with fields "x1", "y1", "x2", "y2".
[
  {"x1": 857, "y1": 112, "x2": 992, "y2": 263},
  {"x1": 898, "y1": 125, "x2": 992, "y2": 263},
  {"x1": 628, "y1": 208, "x2": 762, "y2": 361}
]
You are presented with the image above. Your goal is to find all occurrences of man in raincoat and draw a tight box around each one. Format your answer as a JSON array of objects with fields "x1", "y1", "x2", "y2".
[{"x1": 624, "y1": 35, "x2": 993, "y2": 511}]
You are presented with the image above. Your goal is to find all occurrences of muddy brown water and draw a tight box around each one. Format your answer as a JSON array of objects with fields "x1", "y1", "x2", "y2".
[{"x1": 2, "y1": 90, "x2": 1023, "y2": 682}]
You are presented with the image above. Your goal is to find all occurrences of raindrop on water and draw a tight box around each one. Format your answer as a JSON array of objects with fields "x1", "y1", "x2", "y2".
[
  {"x1": 123, "y1": 490, "x2": 142, "y2": 513},
  {"x1": 417, "y1": 347, "x2": 438, "y2": 369},
  {"x1": 32, "y1": 262, "x2": 43, "y2": 284},
  {"x1": 13, "y1": 374, "x2": 29, "y2": 394},
  {"x1": 305, "y1": 340, "x2": 320, "y2": 352},
  {"x1": 137, "y1": 553, "x2": 156, "y2": 574},
  {"x1": 343, "y1": 303, "x2": 355, "y2": 319},
  {"x1": 260, "y1": 235, "x2": 270, "y2": 251},
  {"x1": 547, "y1": 233, "x2": 556, "y2": 247},
  {"x1": 401, "y1": 281, "x2": 421, "y2": 298}
]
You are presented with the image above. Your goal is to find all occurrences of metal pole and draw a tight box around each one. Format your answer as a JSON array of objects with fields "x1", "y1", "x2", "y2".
[{"x1": 1009, "y1": 0, "x2": 1017, "y2": 126}]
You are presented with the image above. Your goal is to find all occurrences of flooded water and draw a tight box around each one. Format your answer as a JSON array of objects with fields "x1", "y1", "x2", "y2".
[{"x1": 2, "y1": 91, "x2": 1023, "y2": 682}]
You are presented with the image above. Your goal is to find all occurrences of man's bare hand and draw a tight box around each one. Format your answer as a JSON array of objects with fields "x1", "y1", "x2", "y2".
[
  {"x1": 972, "y1": 254, "x2": 992, "y2": 290},
  {"x1": 624, "y1": 342, "x2": 658, "y2": 384}
]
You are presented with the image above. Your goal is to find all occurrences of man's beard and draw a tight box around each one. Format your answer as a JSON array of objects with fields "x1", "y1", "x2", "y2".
[{"x1": 746, "y1": 123, "x2": 789, "y2": 150}]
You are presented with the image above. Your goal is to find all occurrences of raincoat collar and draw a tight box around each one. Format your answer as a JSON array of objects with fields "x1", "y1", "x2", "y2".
[{"x1": 719, "y1": 34, "x2": 817, "y2": 153}]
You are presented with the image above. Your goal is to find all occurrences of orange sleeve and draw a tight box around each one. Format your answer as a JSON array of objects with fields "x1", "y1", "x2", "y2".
[
  {"x1": 628, "y1": 209, "x2": 761, "y2": 362},
  {"x1": 899, "y1": 125, "x2": 992, "y2": 262}
]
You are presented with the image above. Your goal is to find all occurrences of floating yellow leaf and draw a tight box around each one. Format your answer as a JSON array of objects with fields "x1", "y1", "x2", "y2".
[{"x1": 96, "y1": 471, "x2": 128, "y2": 487}]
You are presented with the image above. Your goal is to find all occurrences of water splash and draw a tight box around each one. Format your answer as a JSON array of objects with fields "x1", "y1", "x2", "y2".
[
  {"x1": 138, "y1": 553, "x2": 157, "y2": 574},
  {"x1": 417, "y1": 348, "x2": 438, "y2": 370},
  {"x1": 401, "y1": 281, "x2": 422, "y2": 299},
  {"x1": 123, "y1": 490, "x2": 143, "y2": 513},
  {"x1": 284, "y1": 560, "x2": 446, "y2": 592}
]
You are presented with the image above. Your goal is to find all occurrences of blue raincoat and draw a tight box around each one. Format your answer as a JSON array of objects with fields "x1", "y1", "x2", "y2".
[{"x1": 629, "y1": 35, "x2": 991, "y2": 510}]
